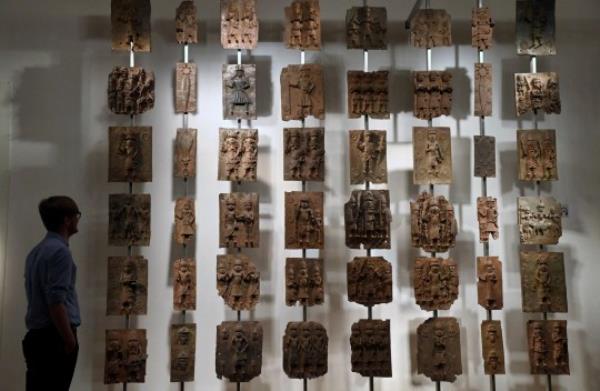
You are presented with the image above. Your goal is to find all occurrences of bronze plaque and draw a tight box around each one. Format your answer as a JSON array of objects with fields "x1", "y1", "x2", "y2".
[
  {"x1": 108, "y1": 126, "x2": 152, "y2": 183},
  {"x1": 218, "y1": 128, "x2": 258, "y2": 182},
  {"x1": 223, "y1": 64, "x2": 257, "y2": 120},
  {"x1": 281, "y1": 64, "x2": 325, "y2": 121},
  {"x1": 286, "y1": 258, "x2": 324, "y2": 307},
  {"x1": 475, "y1": 63, "x2": 492, "y2": 117},
  {"x1": 481, "y1": 321, "x2": 505, "y2": 375},
  {"x1": 410, "y1": 9, "x2": 452, "y2": 48},
  {"x1": 474, "y1": 135, "x2": 496, "y2": 178},
  {"x1": 284, "y1": 0, "x2": 321, "y2": 51},
  {"x1": 349, "y1": 130, "x2": 387, "y2": 185},
  {"x1": 477, "y1": 196, "x2": 499, "y2": 243},
  {"x1": 217, "y1": 254, "x2": 260, "y2": 311},
  {"x1": 410, "y1": 192, "x2": 457, "y2": 253},
  {"x1": 109, "y1": 194, "x2": 151, "y2": 247},
  {"x1": 176, "y1": 1, "x2": 198, "y2": 44},
  {"x1": 518, "y1": 129, "x2": 558, "y2": 182},
  {"x1": 219, "y1": 193, "x2": 260, "y2": 248},
  {"x1": 171, "y1": 323, "x2": 196, "y2": 382},
  {"x1": 520, "y1": 251, "x2": 567, "y2": 313},
  {"x1": 104, "y1": 329, "x2": 147, "y2": 384},
  {"x1": 347, "y1": 257, "x2": 392, "y2": 307},
  {"x1": 284, "y1": 128, "x2": 325, "y2": 182},
  {"x1": 515, "y1": 72, "x2": 561, "y2": 116},
  {"x1": 413, "y1": 71, "x2": 453, "y2": 120},
  {"x1": 108, "y1": 66, "x2": 155, "y2": 115},
  {"x1": 346, "y1": 7, "x2": 387, "y2": 50},
  {"x1": 174, "y1": 197, "x2": 196, "y2": 245},
  {"x1": 350, "y1": 319, "x2": 391, "y2": 377},
  {"x1": 477, "y1": 256, "x2": 503, "y2": 310},
  {"x1": 527, "y1": 320, "x2": 569, "y2": 375},
  {"x1": 285, "y1": 192, "x2": 324, "y2": 249},
  {"x1": 472, "y1": 6, "x2": 494, "y2": 50},
  {"x1": 517, "y1": 0, "x2": 556, "y2": 56},
  {"x1": 413, "y1": 257, "x2": 458, "y2": 311},
  {"x1": 221, "y1": 0, "x2": 258, "y2": 49},
  {"x1": 173, "y1": 258, "x2": 196, "y2": 311},
  {"x1": 111, "y1": 0, "x2": 151, "y2": 52},
  {"x1": 175, "y1": 63, "x2": 197, "y2": 114},
  {"x1": 413, "y1": 127, "x2": 452, "y2": 185},
  {"x1": 174, "y1": 128, "x2": 197, "y2": 179},
  {"x1": 518, "y1": 197, "x2": 562, "y2": 245},
  {"x1": 283, "y1": 321, "x2": 328, "y2": 379},
  {"x1": 417, "y1": 317, "x2": 462, "y2": 382},
  {"x1": 345, "y1": 190, "x2": 391, "y2": 250},
  {"x1": 107, "y1": 256, "x2": 147, "y2": 316},
  {"x1": 216, "y1": 321, "x2": 263, "y2": 382},
  {"x1": 347, "y1": 71, "x2": 389, "y2": 119}
]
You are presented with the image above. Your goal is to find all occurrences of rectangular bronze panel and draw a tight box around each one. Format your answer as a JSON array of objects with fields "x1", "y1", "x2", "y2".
[
  {"x1": 218, "y1": 128, "x2": 258, "y2": 182},
  {"x1": 410, "y1": 9, "x2": 452, "y2": 48},
  {"x1": 284, "y1": 0, "x2": 321, "y2": 50},
  {"x1": 173, "y1": 258, "x2": 196, "y2": 311},
  {"x1": 346, "y1": 7, "x2": 387, "y2": 50},
  {"x1": 520, "y1": 251, "x2": 567, "y2": 313},
  {"x1": 517, "y1": 129, "x2": 558, "y2": 181},
  {"x1": 176, "y1": 1, "x2": 198, "y2": 44},
  {"x1": 174, "y1": 197, "x2": 196, "y2": 245},
  {"x1": 474, "y1": 135, "x2": 496, "y2": 178},
  {"x1": 281, "y1": 64, "x2": 325, "y2": 121},
  {"x1": 417, "y1": 317, "x2": 462, "y2": 382},
  {"x1": 347, "y1": 71, "x2": 389, "y2": 119},
  {"x1": 350, "y1": 319, "x2": 391, "y2": 377},
  {"x1": 349, "y1": 130, "x2": 387, "y2": 185},
  {"x1": 413, "y1": 257, "x2": 459, "y2": 311},
  {"x1": 527, "y1": 320, "x2": 570, "y2": 375},
  {"x1": 347, "y1": 257, "x2": 392, "y2": 307},
  {"x1": 111, "y1": 0, "x2": 151, "y2": 52},
  {"x1": 221, "y1": 0, "x2": 258, "y2": 49},
  {"x1": 174, "y1": 128, "x2": 197, "y2": 179},
  {"x1": 104, "y1": 329, "x2": 147, "y2": 384},
  {"x1": 413, "y1": 127, "x2": 452, "y2": 185},
  {"x1": 481, "y1": 321, "x2": 506, "y2": 375},
  {"x1": 345, "y1": 190, "x2": 391, "y2": 250},
  {"x1": 176, "y1": 63, "x2": 197, "y2": 114},
  {"x1": 283, "y1": 321, "x2": 328, "y2": 379},
  {"x1": 472, "y1": 6, "x2": 494, "y2": 50},
  {"x1": 410, "y1": 192, "x2": 457, "y2": 253},
  {"x1": 216, "y1": 321, "x2": 263, "y2": 382},
  {"x1": 285, "y1": 192, "x2": 324, "y2": 249},
  {"x1": 475, "y1": 63, "x2": 492, "y2": 117},
  {"x1": 170, "y1": 323, "x2": 196, "y2": 382},
  {"x1": 109, "y1": 126, "x2": 152, "y2": 183},
  {"x1": 107, "y1": 256, "x2": 148, "y2": 316},
  {"x1": 413, "y1": 71, "x2": 453, "y2": 120},
  {"x1": 518, "y1": 197, "x2": 562, "y2": 245},
  {"x1": 516, "y1": 0, "x2": 556, "y2": 56},
  {"x1": 477, "y1": 197, "x2": 499, "y2": 242},
  {"x1": 217, "y1": 254, "x2": 260, "y2": 311},
  {"x1": 223, "y1": 64, "x2": 257, "y2": 120},
  {"x1": 477, "y1": 256, "x2": 503, "y2": 310},
  {"x1": 109, "y1": 194, "x2": 151, "y2": 247},
  {"x1": 286, "y1": 258, "x2": 324, "y2": 306},
  {"x1": 515, "y1": 72, "x2": 561, "y2": 116},
  {"x1": 284, "y1": 128, "x2": 325, "y2": 182},
  {"x1": 108, "y1": 67, "x2": 155, "y2": 115},
  {"x1": 219, "y1": 193, "x2": 260, "y2": 248}
]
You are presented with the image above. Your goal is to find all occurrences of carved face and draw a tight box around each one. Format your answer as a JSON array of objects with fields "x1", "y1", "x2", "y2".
[
  {"x1": 226, "y1": 199, "x2": 236, "y2": 212},
  {"x1": 486, "y1": 326, "x2": 498, "y2": 343},
  {"x1": 243, "y1": 137, "x2": 256, "y2": 152},
  {"x1": 225, "y1": 136, "x2": 239, "y2": 152},
  {"x1": 127, "y1": 339, "x2": 141, "y2": 355},
  {"x1": 531, "y1": 78, "x2": 543, "y2": 90},
  {"x1": 177, "y1": 329, "x2": 191, "y2": 345},
  {"x1": 233, "y1": 259, "x2": 244, "y2": 272}
]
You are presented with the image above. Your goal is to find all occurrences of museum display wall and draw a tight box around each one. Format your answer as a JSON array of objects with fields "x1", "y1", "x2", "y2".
[{"x1": 1, "y1": 0, "x2": 599, "y2": 390}]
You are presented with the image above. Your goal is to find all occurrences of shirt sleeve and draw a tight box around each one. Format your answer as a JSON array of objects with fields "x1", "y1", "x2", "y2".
[{"x1": 44, "y1": 247, "x2": 74, "y2": 306}]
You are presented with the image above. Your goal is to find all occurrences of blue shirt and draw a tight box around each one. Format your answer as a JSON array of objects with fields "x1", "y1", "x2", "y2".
[{"x1": 25, "y1": 232, "x2": 81, "y2": 330}]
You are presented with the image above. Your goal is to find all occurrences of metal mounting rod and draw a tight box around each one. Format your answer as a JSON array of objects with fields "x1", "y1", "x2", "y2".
[{"x1": 405, "y1": 0, "x2": 424, "y2": 30}]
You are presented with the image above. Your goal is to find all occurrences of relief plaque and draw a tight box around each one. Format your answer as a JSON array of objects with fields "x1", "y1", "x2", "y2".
[
  {"x1": 173, "y1": 258, "x2": 196, "y2": 311},
  {"x1": 350, "y1": 319, "x2": 392, "y2": 377},
  {"x1": 109, "y1": 194, "x2": 151, "y2": 247},
  {"x1": 517, "y1": 0, "x2": 556, "y2": 56},
  {"x1": 410, "y1": 192, "x2": 457, "y2": 253},
  {"x1": 518, "y1": 129, "x2": 558, "y2": 181},
  {"x1": 284, "y1": 128, "x2": 325, "y2": 182},
  {"x1": 520, "y1": 251, "x2": 567, "y2": 313},
  {"x1": 216, "y1": 321, "x2": 263, "y2": 382},
  {"x1": 518, "y1": 197, "x2": 562, "y2": 245},
  {"x1": 477, "y1": 256, "x2": 503, "y2": 310},
  {"x1": 176, "y1": 63, "x2": 197, "y2": 114},
  {"x1": 108, "y1": 126, "x2": 152, "y2": 183},
  {"x1": 413, "y1": 71, "x2": 453, "y2": 120},
  {"x1": 413, "y1": 127, "x2": 452, "y2": 185},
  {"x1": 417, "y1": 317, "x2": 462, "y2": 382},
  {"x1": 413, "y1": 257, "x2": 459, "y2": 311},
  {"x1": 281, "y1": 64, "x2": 325, "y2": 121},
  {"x1": 174, "y1": 128, "x2": 197, "y2": 179},
  {"x1": 472, "y1": 6, "x2": 494, "y2": 50},
  {"x1": 349, "y1": 130, "x2": 387, "y2": 184},
  {"x1": 107, "y1": 256, "x2": 148, "y2": 316},
  {"x1": 218, "y1": 128, "x2": 258, "y2": 182},
  {"x1": 104, "y1": 329, "x2": 147, "y2": 384},
  {"x1": 176, "y1": 1, "x2": 198, "y2": 44},
  {"x1": 481, "y1": 321, "x2": 506, "y2": 375},
  {"x1": 171, "y1": 323, "x2": 196, "y2": 382},
  {"x1": 346, "y1": 7, "x2": 387, "y2": 50},
  {"x1": 219, "y1": 193, "x2": 260, "y2": 248},
  {"x1": 527, "y1": 320, "x2": 570, "y2": 375},
  {"x1": 217, "y1": 254, "x2": 260, "y2": 311},
  {"x1": 475, "y1": 63, "x2": 492, "y2": 117},
  {"x1": 174, "y1": 197, "x2": 196, "y2": 245},
  {"x1": 284, "y1": 0, "x2": 321, "y2": 50},
  {"x1": 222, "y1": 64, "x2": 257, "y2": 120},
  {"x1": 283, "y1": 321, "x2": 328, "y2": 379},
  {"x1": 347, "y1": 71, "x2": 390, "y2": 119},
  {"x1": 286, "y1": 258, "x2": 324, "y2": 307},
  {"x1": 410, "y1": 9, "x2": 452, "y2": 48},
  {"x1": 347, "y1": 257, "x2": 392, "y2": 307},
  {"x1": 515, "y1": 72, "x2": 561, "y2": 116},
  {"x1": 345, "y1": 190, "x2": 391, "y2": 250},
  {"x1": 111, "y1": 0, "x2": 151, "y2": 52},
  {"x1": 285, "y1": 192, "x2": 324, "y2": 249},
  {"x1": 474, "y1": 135, "x2": 496, "y2": 178},
  {"x1": 477, "y1": 196, "x2": 499, "y2": 242},
  {"x1": 221, "y1": 0, "x2": 258, "y2": 50},
  {"x1": 108, "y1": 67, "x2": 155, "y2": 115}
]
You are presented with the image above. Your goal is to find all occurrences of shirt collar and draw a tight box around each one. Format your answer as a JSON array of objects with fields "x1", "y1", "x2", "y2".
[{"x1": 45, "y1": 231, "x2": 69, "y2": 247}]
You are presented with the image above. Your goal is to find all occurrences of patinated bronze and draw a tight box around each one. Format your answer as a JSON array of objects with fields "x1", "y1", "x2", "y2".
[
  {"x1": 285, "y1": 192, "x2": 324, "y2": 249},
  {"x1": 477, "y1": 196, "x2": 499, "y2": 242},
  {"x1": 174, "y1": 128, "x2": 197, "y2": 179},
  {"x1": 170, "y1": 323, "x2": 196, "y2": 382},
  {"x1": 216, "y1": 321, "x2": 263, "y2": 382},
  {"x1": 176, "y1": 63, "x2": 197, "y2": 114},
  {"x1": 417, "y1": 317, "x2": 462, "y2": 382},
  {"x1": 413, "y1": 257, "x2": 458, "y2": 311},
  {"x1": 410, "y1": 192, "x2": 457, "y2": 253},
  {"x1": 284, "y1": 0, "x2": 321, "y2": 50},
  {"x1": 286, "y1": 258, "x2": 324, "y2": 307},
  {"x1": 223, "y1": 64, "x2": 256, "y2": 120},
  {"x1": 518, "y1": 196, "x2": 562, "y2": 245},
  {"x1": 176, "y1": 1, "x2": 198, "y2": 44},
  {"x1": 111, "y1": 0, "x2": 151, "y2": 52},
  {"x1": 515, "y1": 72, "x2": 561, "y2": 116},
  {"x1": 218, "y1": 128, "x2": 258, "y2": 182},
  {"x1": 349, "y1": 130, "x2": 387, "y2": 185},
  {"x1": 219, "y1": 193, "x2": 260, "y2": 248},
  {"x1": 346, "y1": 7, "x2": 387, "y2": 50},
  {"x1": 281, "y1": 64, "x2": 325, "y2": 121},
  {"x1": 108, "y1": 67, "x2": 155, "y2": 115},
  {"x1": 347, "y1": 257, "x2": 392, "y2": 307},
  {"x1": 345, "y1": 190, "x2": 391, "y2": 249},
  {"x1": 472, "y1": 6, "x2": 494, "y2": 50},
  {"x1": 283, "y1": 321, "x2": 328, "y2": 379},
  {"x1": 221, "y1": 0, "x2": 258, "y2": 49},
  {"x1": 477, "y1": 256, "x2": 503, "y2": 310},
  {"x1": 474, "y1": 135, "x2": 496, "y2": 178},
  {"x1": 527, "y1": 320, "x2": 569, "y2": 375},
  {"x1": 413, "y1": 127, "x2": 452, "y2": 185},
  {"x1": 413, "y1": 71, "x2": 453, "y2": 120},
  {"x1": 284, "y1": 128, "x2": 324, "y2": 182},
  {"x1": 104, "y1": 329, "x2": 147, "y2": 384},
  {"x1": 174, "y1": 197, "x2": 196, "y2": 245},
  {"x1": 517, "y1": 0, "x2": 556, "y2": 56},
  {"x1": 518, "y1": 129, "x2": 558, "y2": 181},
  {"x1": 347, "y1": 71, "x2": 389, "y2": 119},
  {"x1": 475, "y1": 63, "x2": 492, "y2": 117},
  {"x1": 107, "y1": 256, "x2": 148, "y2": 316},
  {"x1": 481, "y1": 321, "x2": 506, "y2": 375},
  {"x1": 350, "y1": 319, "x2": 391, "y2": 377},
  {"x1": 109, "y1": 194, "x2": 151, "y2": 247},
  {"x1": 520, "y1": 251, "x2": 567, "y2": 313},
  {"x1": 173, "y1": 258, "x2": 196, "y2": 311},
  {"x1": 410, "y1": 9, "x2": 452, "y2": 48},
  {"x1": 109, "y1": 126, "x2": 152, "y2": 183},
  {"x1": 217, "y1": 254, "x2": 260, "y2": 311}
]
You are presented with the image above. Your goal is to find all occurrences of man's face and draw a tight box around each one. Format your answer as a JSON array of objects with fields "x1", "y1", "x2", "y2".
[{"x1": 65, "y1": 206, "x2": 81, "y2": 236}]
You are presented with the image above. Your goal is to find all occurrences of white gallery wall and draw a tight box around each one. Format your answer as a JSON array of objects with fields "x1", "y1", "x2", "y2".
[{"x1": 1, "y1": 0, "x2": 600, "y2": 390}]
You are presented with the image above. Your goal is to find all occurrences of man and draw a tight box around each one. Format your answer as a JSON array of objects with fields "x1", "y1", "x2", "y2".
[{"x1": 22, "y1": 196, "x2": 82, "y2": 391}]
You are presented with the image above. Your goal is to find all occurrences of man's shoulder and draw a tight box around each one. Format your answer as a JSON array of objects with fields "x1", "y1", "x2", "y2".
[{"x1": 28, "y1": 235, "x2": 71, "y2": 263}]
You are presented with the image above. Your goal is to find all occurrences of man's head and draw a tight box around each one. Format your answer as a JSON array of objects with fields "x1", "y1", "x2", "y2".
[{"x1": 38, "y1": 196, "x2": 81, "y2": 236}]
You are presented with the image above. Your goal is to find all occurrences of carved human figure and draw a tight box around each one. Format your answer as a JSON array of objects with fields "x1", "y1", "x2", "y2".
[
  {"x1": 514, "y1": 73, "x2": 561, "y2": 116},
  {"x1": 109, "y1": 127, "x2": 152, "y2": 183},
  {"x1": 107, "y1": 256, "x2": 147, "y2": 316},
  {"x1": 285, "y1": 192, "x2": 323, "y2": 249},
  {"x1": 417, "y1": 317, "x2": 462, "y2": 382},
  {"x1": 217, "y1": 254, "x2": 260, "y2": 311},
  {"x1": 216, "y1": 321, "x2": 263, "y2": 382},
  {"x1": 104, "y1": 329, "x2": 148, "y2": 384},
  {"x1": 477, "y1": 257, "x2": 503, "y2": 310},
  {"x1": 111, "y1": 0, "x2": 152, "y2": 52},
  {"x1": 520, "y1": 251, "x2": 567, "y2": 313},
  {"x1": 108, "y1": 67, "x2": 155, "y2": 115},
  {"x1": 410, "y1": 192, "x2": 457, "y2": 253},
  {"x1": 516, "y1": 0, "x2": 556, "y2": 56},
  {"x1": 229, "y1": 69, "x2": 251, "y2": 115},
  {"x1": 410, "y1": 9, "x2": 453, "y2": 48},
  {"x1": 219, "y1": 129, "x2": 259, "y2": 181},
  {"x1": 283, "y1": 128, "x2": 324, "y2": 181},
  {"x1": 346, "y1": 7, "x2": 387, "y2": 50},
  {"x1": 286, "y1": 258, "x2": 324, "y2": 306},
  {"x1": 349, "y1": 130, "x2": 387, "y2": 185},
  {"x1": 347, "y1": 257, "x2": 392, "y2": 307},
  {"x1": 350, "y1": 319, "x2": 392, "y2": 377},
  {"x1": 174, "y1": 258, "x2": 196, "y2": 310},
  {"x1": 175, "y1": 63, "x2": 197, "y2": 114},
  {"x1": 518, "y1": 197, "x2": 562, "y2": 245},
  {"x1": 347, "y1": 71, "x2": 389, "y2": 119},
  {"x1": 413, "y1": 258, "x2": 458, "y2": 311},
  {"x1": 221, "y1": 0, "x2": 258, "y2": 49},
  {"x1": 345, "y1": 190, "x2": 391, "y2": 249},
  {"x1": 285, "y1": 0, "x2": 321, "y2": 50},
  {"x1": 527, "y1": 320, "x2": 569, "y2": 375},
  {"x1": 283, "y1": 321, "x2": 328, "y2": 379},
  {"x1": 219, "y1": 193, "x2": 259, "y2": 248},
  {"x1": 170, "y1": 323, "x2": 196, "y2": 382},
  {"x1": 477, "y1": 197, "x2": 499, "y2": 242},
  {"x1": 472, "y1": 6, "x2": 494, "y2": 50},
  {"x1": 281, "y1": 65, "x2": 324, "y2": 121},
  {"x1": 174, "y1": 128, "x2": 197, "y2": 178},
  {"x1": 518, "y1": 129, "x2": 557, "y2": 181},
  {"x1": 174, "y1": 197, "x2": 195, "y2": 245},
  {"x1": 176, "y1": 1, "x2": 198, "y2": 44},
  {"x1": 481, "y1": 321, "x2": 505, "y2": 374},
  {"x1": 475, "y1": 63, "x2": 492, "y2": 117},
  {"x1": 109, "y1": 194, "x2": 151, "y2": 247}
]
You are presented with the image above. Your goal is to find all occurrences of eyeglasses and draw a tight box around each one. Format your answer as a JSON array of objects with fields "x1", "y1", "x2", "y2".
[{"x1": 75, "y1": 211, "x2": 82, "y2": 219}]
